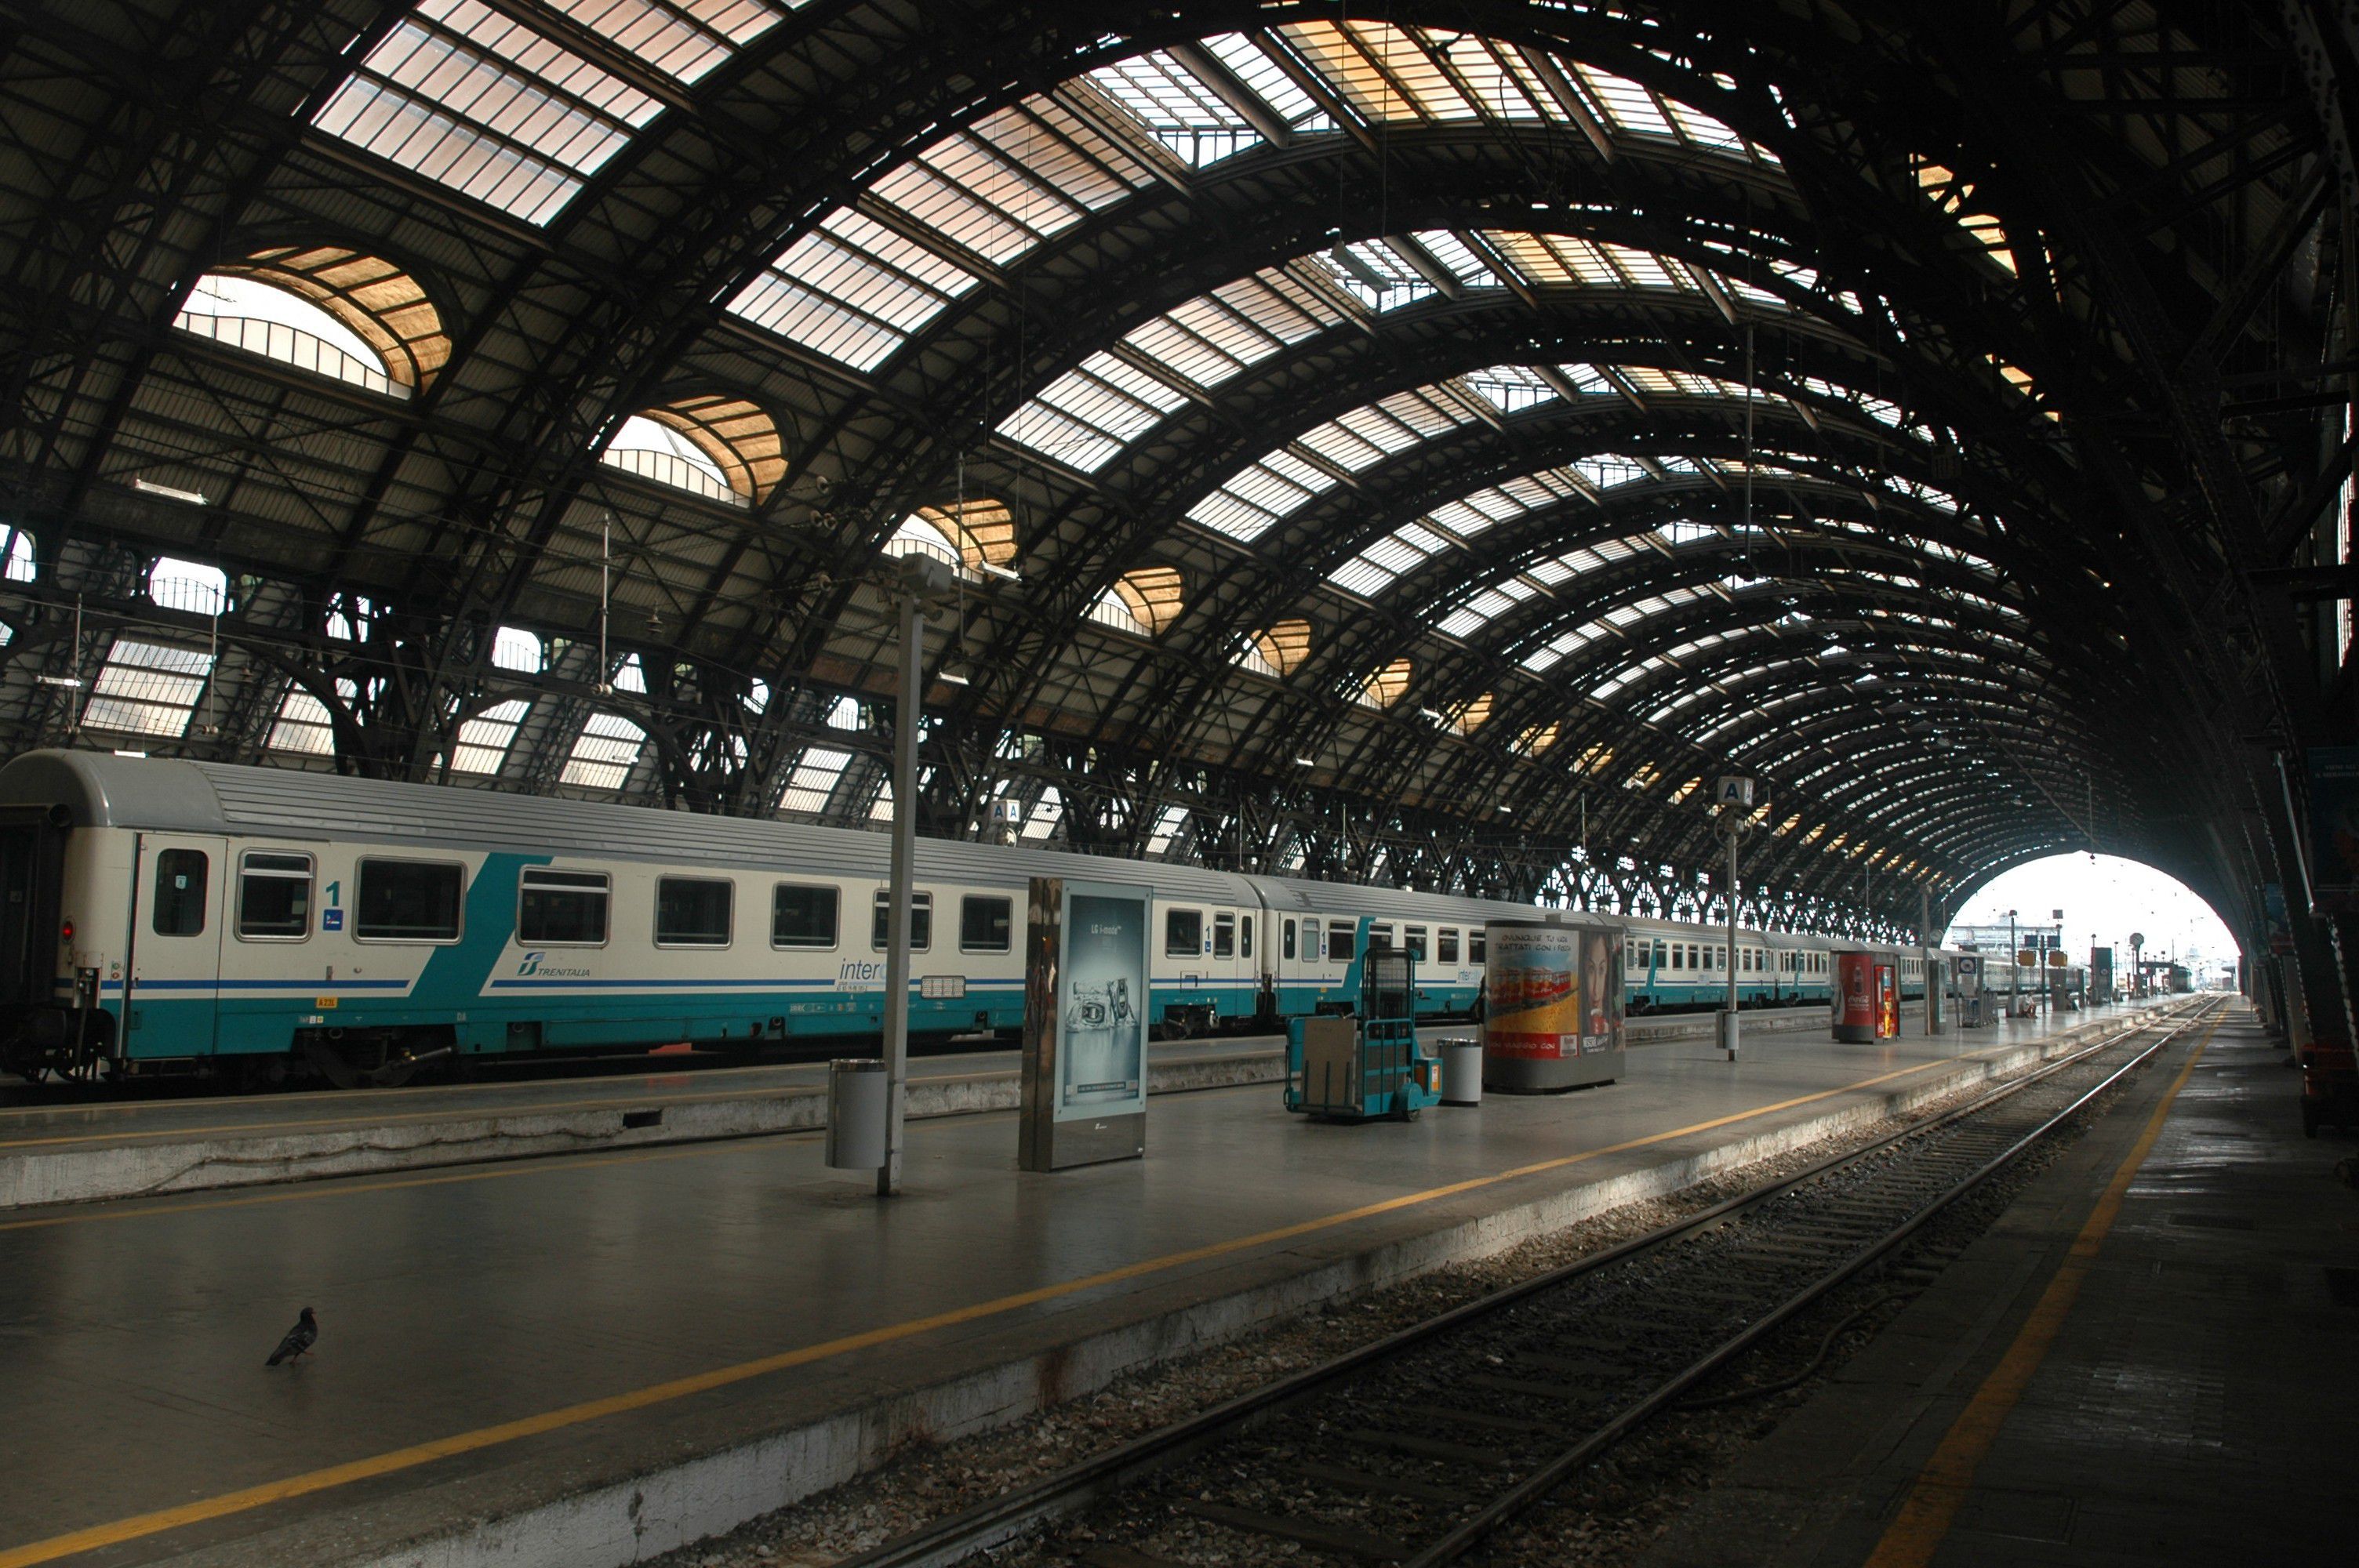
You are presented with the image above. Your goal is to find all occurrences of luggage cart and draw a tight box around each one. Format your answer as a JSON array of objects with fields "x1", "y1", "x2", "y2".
[{"x1": 1285, "y1": 949, "x2": 1441, "y2": 1122}]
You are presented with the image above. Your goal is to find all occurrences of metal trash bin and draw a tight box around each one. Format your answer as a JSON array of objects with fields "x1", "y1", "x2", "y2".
[
  {"x1": 825, "y1": 1058, "x2": 887, "y2": 1170},
  {"x1": 1440, "y1": 1036, "x2": 1483, "y2": 1106}
]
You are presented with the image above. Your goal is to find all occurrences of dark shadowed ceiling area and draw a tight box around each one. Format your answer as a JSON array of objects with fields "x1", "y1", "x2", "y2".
[{"x1": 1, "y1": 0, "x2": 2349, "y2": 947}]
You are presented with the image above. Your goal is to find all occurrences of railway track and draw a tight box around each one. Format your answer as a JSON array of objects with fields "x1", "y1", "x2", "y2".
[{"x1": 840, "y1": 996, "x2": 2220, "y2": 1568}]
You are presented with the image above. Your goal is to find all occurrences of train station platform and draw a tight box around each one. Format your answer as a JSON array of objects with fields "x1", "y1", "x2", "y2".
[
  {"x1": 1639, "y1": 1003, "x2": 2355, "y2": 1567},
  {"x1": 0, "y1": 1000, "x2": 2167, "y2": 1568},
  {"x1": 0, "y1": 1004, "x2": 1870, "y2": 1210}
]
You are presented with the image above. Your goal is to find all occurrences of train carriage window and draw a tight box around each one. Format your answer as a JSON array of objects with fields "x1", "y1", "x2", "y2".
[
  {"x1": 518, "y1": 868, "x2": 608, "y2": 946},
  {"x1": 1282, "y1": 918, "x2": 1296, "y2": 960},
  {"x1": 356, "y1": 859, "x2": 463, "y2": 942},
  {"x1": 1212, "y1": 913, "x2": 1235, "y2": 959},
  {"x1": 656, "y1": 877, "x2": 732, "y2": 948},
  {"x1": 151, "y1": 848, "x2": 209, "y2": 936},
  {"x1": 871, "y1": 890, "x2": 932, "y2": 951},
  {"x1": 1241, "y1": 916, "x2": 1254, "y2": 959},
  {"x1": 1327, "y1": 921, "x2": 1356, "y2": 963},
  {"x1": 236, "y1": 851, "x2": 312, "y2": 940},
  {"x1": 772, "y1": 884, "x2": 838, "y2": 949},
  {"x1": 1165, "y1": 908, "x2": 1203, "y2": 958},
  {"x1": 1404, "y1": 925, "x2": 1427, "y2": 962},
  {"x1": 960, "y1": 895, "x2": 1012, "y2": 953},
  {"x1": 1437, "y1": 929, "x2": 1459, "y2": 964},
  {"x1": 1368, "y1": 924, "x2": 1394, "y2": 951},
  {"x1": 1468, "y1": 931, "x2": 1485, "y2": 964}
]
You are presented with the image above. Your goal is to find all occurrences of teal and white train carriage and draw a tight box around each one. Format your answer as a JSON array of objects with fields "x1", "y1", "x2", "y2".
[
  {"x1": 0, "y1": 751, "x2": 1267, "y2": 1086},
  {"x1": 0, "y1": 750, "x2": 1970, "y2": 1088}
]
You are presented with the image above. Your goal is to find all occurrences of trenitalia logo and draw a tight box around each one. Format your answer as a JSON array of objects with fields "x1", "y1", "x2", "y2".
[
  {"x1": 518, "y1": 951, "x2": 544, "y2": 976},
  {"x1": 514, "y1": 952, "x2": 590, "y2": 978}
]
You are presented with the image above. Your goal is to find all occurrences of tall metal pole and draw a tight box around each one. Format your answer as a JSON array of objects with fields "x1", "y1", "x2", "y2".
[
  {"x1": 878, "y1": 566, "x2": 929, "y2": 1196},
  {"x1": 2008, "y1": 909, "x2": 2019, "y2": 1017},
  {"x1": 1921, "y1": 885, "x2": 1935, "y2": 1036},
  {"x1": 1723, "y1": 821, "x2": 1740, "y2": 1060}
]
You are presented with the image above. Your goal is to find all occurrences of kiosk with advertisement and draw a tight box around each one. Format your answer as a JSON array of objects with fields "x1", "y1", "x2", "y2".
[
  {"x1": 1481, "y1": 916, "x2": 1624, "y2": 1091},
  {"x1": 1018, "y1": 877, "x2": 1148, "y2": 1171},
  {"x1": 1834, "y1": 950, "x2": 1900, "y2": 1042}
]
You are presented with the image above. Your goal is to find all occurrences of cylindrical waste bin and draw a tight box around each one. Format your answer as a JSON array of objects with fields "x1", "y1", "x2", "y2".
[
  {"x1": 825, "y1": 1058, "x2": 887, "y2": 1169},
  {"x1": 1440, "y1": 1036, "x2": 1484, "y2": 1105}
]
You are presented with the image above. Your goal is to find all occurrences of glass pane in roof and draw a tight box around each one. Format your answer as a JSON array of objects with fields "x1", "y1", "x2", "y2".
[
  {"x1": 1315, "y1": 239, "x2": 1435, "y2": 309},
  {"x1": 972, "y1": 99, "x2": 1149, "y2": 210},
  {"x1": 1200, "y1": 32, "x2": 1330, "y2": 129},
  {"x1": 1278, "y1": 20, "x2": 1477, "y2": 122},
  {"x1": 1329, "y1": 556, "x2": 1396, "y2": 597},
  {"x1": 998, "y1": 350, "x2": 1188, "y2": 471},
  {"x1": 1465, "y1": 364, "x2": 1558, "y2": 413},
  {"x1": 314, "y1": 0, "x2": 662, "y2": 225},
  {"x1": 1570, "y1": 64, "x2": 1677, "y2": 140},
  {"x1": 550, "y1": 0, "x2": 785, "y2": 85},
  {"x1": 1087, "y1": 49, "x2": 1263, "y2": 166},
  {"x1": 1409, "y1": 229, "x2": 1499, "y2": 288},
  {"x1": 730, "y1": 209, "x2": 979, "y2": 371}
]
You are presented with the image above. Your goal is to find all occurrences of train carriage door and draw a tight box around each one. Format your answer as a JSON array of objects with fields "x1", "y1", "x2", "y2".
[
  {"x1": 217, "y1": 848, "x2": 318, "y2": 1057},
  {"x1": 125, "y1": 833, "x2": 227, "y2": 1057},
  {"x1": 0, "y1": 807, "x2": 67, "y2": 1017}
]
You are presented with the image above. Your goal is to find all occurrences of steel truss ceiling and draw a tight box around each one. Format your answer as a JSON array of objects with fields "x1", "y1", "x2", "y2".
[{"x1": 0, "y1": 0, "x2": 2340, "y2": 942}]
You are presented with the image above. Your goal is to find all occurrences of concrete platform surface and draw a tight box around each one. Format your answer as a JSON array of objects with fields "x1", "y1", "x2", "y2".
[
  {"x1": 1637, "y1": 1004, "x2": 2353, "y2": 1568},
  {"x1": 0, "y1": 1000, "x2": 2165, "y2": 1568},
  {"x1": 0, "y1": 1004, "x2": 1899, "y2": 1209}
]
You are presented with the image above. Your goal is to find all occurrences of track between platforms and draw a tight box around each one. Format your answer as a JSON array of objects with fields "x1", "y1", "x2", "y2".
[{"x1": 839, "y1": 998, "x2": 2222, "y2": 1568}]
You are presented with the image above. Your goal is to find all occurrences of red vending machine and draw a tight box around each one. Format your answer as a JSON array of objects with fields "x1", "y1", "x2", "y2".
[
  {"x1": 1876, "y1": 962, "x2": 1899, "y2": 1038},
  {"x1": 1833, "y1": 951, "x2": 1877, "y2": 1042}
]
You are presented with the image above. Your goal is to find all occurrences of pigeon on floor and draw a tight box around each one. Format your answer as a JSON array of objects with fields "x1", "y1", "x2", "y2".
[{"x1": 265, "y1": 1307, "x2": 317, "y2": 1367}]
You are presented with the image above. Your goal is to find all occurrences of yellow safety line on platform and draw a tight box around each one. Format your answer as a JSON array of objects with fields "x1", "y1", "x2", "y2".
[
  {"x1": 1861, "y1": 1009, "x2": 2223, "y2": 1568},
  {"x1": 0, "y1": 1032, "x2": 2124, "y2": 1566}
]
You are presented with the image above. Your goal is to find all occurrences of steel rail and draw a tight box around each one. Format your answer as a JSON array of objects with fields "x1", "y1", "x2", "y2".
[{"x1": 840, "y1": 998, "x2": 2215, "y2": 1568}]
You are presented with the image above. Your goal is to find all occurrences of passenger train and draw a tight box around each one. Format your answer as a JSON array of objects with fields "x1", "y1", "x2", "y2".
[{"x1": 0, "y1": 752, "x2": 1962, "y2": 1087}]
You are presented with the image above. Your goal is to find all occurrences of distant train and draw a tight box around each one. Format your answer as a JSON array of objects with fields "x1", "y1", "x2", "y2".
[{"x1": 0, "y1": 752, "x2": 1965, "y2": 1087}]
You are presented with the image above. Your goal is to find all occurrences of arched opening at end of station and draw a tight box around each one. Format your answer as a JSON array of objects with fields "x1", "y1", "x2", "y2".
[{"x1": 1943, "y1": 852, "x2": 2239, "y2": 992}]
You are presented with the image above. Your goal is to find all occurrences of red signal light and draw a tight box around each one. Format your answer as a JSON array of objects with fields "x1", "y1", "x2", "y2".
[{"x1": 60, "y1": 920, "x2": 74, "y2": 942}]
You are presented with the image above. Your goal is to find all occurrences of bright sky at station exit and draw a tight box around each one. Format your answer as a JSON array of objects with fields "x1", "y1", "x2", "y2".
[{"x1": 1943, "y1": 853, "x2": 2237, "y2": 980}]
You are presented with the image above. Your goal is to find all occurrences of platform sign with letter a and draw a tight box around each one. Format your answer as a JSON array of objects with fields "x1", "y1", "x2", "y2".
[{"x1": 1715, "y1": 775, "x2": 1754, "y2": 808}]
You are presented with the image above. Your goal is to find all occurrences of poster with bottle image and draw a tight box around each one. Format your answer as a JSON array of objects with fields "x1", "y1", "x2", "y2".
[{"x1": 1057, "y1": 886, "x2": 1147, "y2": 1121}]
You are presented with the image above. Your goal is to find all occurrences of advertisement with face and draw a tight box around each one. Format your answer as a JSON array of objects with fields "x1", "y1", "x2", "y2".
[
  {"x1": 1581, "y1": 929, "x2": 1624, "y2": 1054},
  {"x1": 1057, "y1": 887, "x2": 1147, "y2": 1121}
]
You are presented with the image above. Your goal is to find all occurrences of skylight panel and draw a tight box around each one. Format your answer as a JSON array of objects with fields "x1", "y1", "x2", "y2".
[
  {"x1": 445, "y1": 697, "x2": 529, "y2": 774},
  {"x1": 1296, "y1": 418, "x2": 1392, "y2": 471},
  {"x1": 1576, "y1": 454, "x2": 1650, "y2": 490},
  {"x1": 729, "y1": 209, "x2": 979, "y2": 372},
  {"x1": 562, "y1": 710, "x2": 646, "y2": 790},
  {"x1": 267, "y1": 683, "x2": 350, "y2": 757},
  {"x1": 1663, "y1": 96, "x2": 1747, "y2": 153},
  {"x1": 1087, "y1": 49, "x2": 1263, "y2": 166},
  {"x1": 997, "y1": 350, "x2": 1189, "y2": 471},
  {"x1": 549, "y1": 0, "x2": 785, "y2": 86},
  {"x1": 1570, "y1": 64, "x2": 1678, "y2": 140},
  {"x1": 1328, "y1": 556, "x2": 1397, "y2": 597},
  {"x1": 1315, "y1": 239, "x2": 1435, "y2": 309},
  {"x1": 1213, "y1": 267, "x2": 1348, "y2": 341},
  {"x1": 1280, "y1": 20, "x2": 1478, "y2": 122},
  {"x1": 1427, "y1": 496, "x2": 1502, "y2": 539},
  {"x1": 1391, "y1": 522, "x2": 1449, "y2": 559},
  {"x1": 1488, "y1": 232, "x2": 1620, "y2": 288},
  {"x1": 1604, "y1": 244, "x2": 1681, "y2": 289},
  {"x1": 1440, "y1": 586, "x2": 1521, "y2": 638},
  {"x1": 971, "y1": 99, "x2": 1150, "y2": 211},
  {"x1": 1224, "y1": 454, "x2": 1331, "y2": 512},
  {"x1": 1465, "y1": 364, "x2": 1559, "y2": 413},
  {"x1": 1409, "y1": 230, "x2": 1500, "y2": 288},
  {"x1": 312, "y1": 0, "x2": 662, "y2": 226},
  {"x1": 1373, "y1": 386, "x2": 1477, "y2": 438},
  {"x1": 82, "y1": 638, "x2": 213, "y2": 738},
  {"x1": 780, "y1": 746, "x2": 854, "y2": 815},
  {"x1": 1195, "y1": 34, "x2": 1331, "y2": 131}
]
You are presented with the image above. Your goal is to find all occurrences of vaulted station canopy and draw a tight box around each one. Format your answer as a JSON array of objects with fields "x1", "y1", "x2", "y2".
[{"x1": 0, "y1": 0, "x2": 2338, "y2": 942}]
